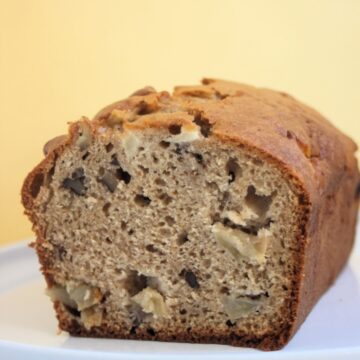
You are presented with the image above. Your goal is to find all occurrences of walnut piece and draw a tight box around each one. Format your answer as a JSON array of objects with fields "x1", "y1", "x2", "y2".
[
  {"x1": 131, "y1": 287, "x2": 169, "y2": 318},
  {"x1": 81, "y1": 306, "x2": 103, "y2": 330},
  {"x1": 222, "y1": 294, "x2": 263, "y2": 320},
  {"x1": 122, "y1": 132, "x2": 140, "y2": 160},
  {"x1": 173, "y1": 85, "x2": 215, "y2": 99},
  {"x1": 66, "y1": 283, "x2": 102, "y2": 311},
  {"x1": 47, "y1": 283, "x2": 102, "y2": 311},
  {"x1": 107, "y1": 109, "x2": 136, "y2": 126},
  {"x1": 212, "y1": 223, "x2": 271, "y2": 263},
  {"x1": 98, "y1": 168, "x2": 119, "y2": 192},
  {"x1": 75, "y1": 122, "x2": 92, "y2": 151},
  {"x1": 46, "y1": 285, "x2": 76, "y2": 308},
  {"x1": 223, "y1": 209, "x2": 258, "y2": 227},
  {"x1": 166, "y1": 126, "x2": 200, "y2": 143}
]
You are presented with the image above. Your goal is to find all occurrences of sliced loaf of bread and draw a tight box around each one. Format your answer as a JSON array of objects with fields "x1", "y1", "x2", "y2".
[{"x1": 22, "y1": 79, "x2": 359, "y2": 350}]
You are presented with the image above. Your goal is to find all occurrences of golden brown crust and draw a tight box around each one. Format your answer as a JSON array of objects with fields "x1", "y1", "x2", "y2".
[{"x1": 21, "y1": 78, "x2": 359, "y2": 350}]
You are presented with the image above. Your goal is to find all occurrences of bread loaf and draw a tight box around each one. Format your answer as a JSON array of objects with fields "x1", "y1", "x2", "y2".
[{"x1": 21, "y1": 79, "x2": 360, "y2": 350}]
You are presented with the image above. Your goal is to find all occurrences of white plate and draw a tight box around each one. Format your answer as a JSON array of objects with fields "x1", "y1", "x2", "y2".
[{"x1": 0, "y1": 220, "x2": 359, "y2": 360}]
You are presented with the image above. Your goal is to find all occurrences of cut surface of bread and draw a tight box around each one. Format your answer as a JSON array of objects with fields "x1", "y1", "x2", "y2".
[{"x1": 22, "y1": 79, "x2": 359, "y2": 350}]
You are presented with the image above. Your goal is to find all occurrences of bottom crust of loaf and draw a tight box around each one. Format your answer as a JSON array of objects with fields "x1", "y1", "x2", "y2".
[{"x1": 54, "y1": 302, "x2": 291, "y2": 351}]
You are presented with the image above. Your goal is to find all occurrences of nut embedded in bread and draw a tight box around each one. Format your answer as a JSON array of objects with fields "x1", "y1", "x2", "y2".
[{"x1": 21, "y1": 78, "x2": 360, "y2": 350}]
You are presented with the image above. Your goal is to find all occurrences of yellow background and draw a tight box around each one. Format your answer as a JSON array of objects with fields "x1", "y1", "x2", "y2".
[{"x1": 1, "y1": 0, "x2": 359, "y2": 245}]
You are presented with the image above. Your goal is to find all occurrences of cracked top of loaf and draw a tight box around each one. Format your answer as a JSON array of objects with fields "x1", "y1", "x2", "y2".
[{"x1": 90, "y1": 78, "x2": 358, "y2": 207}]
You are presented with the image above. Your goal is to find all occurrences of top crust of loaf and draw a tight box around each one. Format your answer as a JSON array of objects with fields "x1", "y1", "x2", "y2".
[
  {"x1": 21, "y1": 78, "x2": 360, "y2": 350},
  {"x1": 94, "y1": 78, "x2": 358, "y2": 209},
  {"x1": 27, "y1": 78, "x2": 358, "y2": 220}
]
